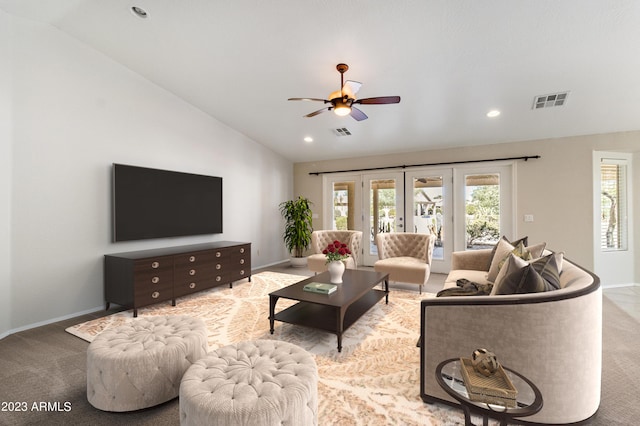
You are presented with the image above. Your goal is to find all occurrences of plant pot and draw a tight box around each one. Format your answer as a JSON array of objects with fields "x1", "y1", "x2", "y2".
[
  {"x1": 327, "y1": 260, "x2": 345, "y2": 284},
  {"x1": 289, "y1": 256, "x2": 307, "y2": 268}
]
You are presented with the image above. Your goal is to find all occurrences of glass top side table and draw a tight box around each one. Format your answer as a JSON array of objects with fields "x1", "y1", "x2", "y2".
[{"x1": 435, "y1": 358, "x2": 543, "y2": 426}]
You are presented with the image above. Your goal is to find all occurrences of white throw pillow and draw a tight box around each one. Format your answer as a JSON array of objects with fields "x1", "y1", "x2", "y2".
[{"x1": 487, "y1": 238, "x2": 515, "y2": 283}]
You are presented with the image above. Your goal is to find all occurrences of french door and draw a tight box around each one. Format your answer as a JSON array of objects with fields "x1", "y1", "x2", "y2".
[
  {"x1": 322, "y1": 172, "x2": 405, "y2": 266},
  {"x1": 405, "y1": 169, "x2": 452, "y2": 273},
  {"x1": 323, "y1": 164, "x2": 514, "y2": 270},
  {"x1": 453, "y1": 165, "x2": 514, "y2": 254},
  {"x1": 363, "y1": 173, "x2": 405, "y2": 265}
]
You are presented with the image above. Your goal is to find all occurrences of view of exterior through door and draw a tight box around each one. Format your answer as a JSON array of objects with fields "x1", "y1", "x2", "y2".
[
  {"x1": 331, "y1": 181, "x2": 357, "y2": 231},
  {"x1": 364, "y1": 173, "x2": 404, "y2": 265},
  {"x1": 324, "y1": 164, "x2": 513, "y2": 269},
  {"x1": 405, "y1": 169, "x2": 452, "y2": 273},
  {"x1": 464, "y1": 173, "x2": 501, "y2": 249}
]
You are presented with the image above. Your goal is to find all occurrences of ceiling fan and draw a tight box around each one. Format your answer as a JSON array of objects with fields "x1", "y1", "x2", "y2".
[{"x1": 288, "y1": 63, "x2": 400, "y2": 121}]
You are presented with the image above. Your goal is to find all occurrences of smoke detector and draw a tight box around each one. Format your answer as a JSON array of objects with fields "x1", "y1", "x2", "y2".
[{"x1": 533, "y1": 92, "x2": 569, "y2": 109}]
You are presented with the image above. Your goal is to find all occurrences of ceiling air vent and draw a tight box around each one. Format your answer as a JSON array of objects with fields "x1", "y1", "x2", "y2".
[
  {"x1": 332, "y1": 127, "x2": 352, "y2": 137},
  {"x1": 533, "y1": 92, "x2": 569, "y2": 109}
]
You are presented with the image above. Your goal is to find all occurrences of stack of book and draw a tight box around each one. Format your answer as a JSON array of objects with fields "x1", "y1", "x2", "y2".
[{"x1": 303, "y1": 282, "x2": 337, "y2": 294}]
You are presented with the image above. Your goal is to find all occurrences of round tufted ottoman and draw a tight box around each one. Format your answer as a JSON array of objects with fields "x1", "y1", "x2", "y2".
[
  {"x1": 179, "y1": 339, "x2": 318, "y2": 426},
  {"x1": 87, "y1": 315, "x2": 208, "y2": 412}
]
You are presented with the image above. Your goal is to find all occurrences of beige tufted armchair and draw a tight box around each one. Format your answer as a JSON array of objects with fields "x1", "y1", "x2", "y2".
[
  {"x1": 307, "y1": 230, "x2": 363, "y2": 274},
  {"x1": 373, "y1": 232, "x2": 436, "y2": 293}
]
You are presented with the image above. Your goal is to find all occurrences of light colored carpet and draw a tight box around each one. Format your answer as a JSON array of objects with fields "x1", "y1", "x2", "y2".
[{"x1": 67, "y1": 271, "x2": 467, "y2": 425}]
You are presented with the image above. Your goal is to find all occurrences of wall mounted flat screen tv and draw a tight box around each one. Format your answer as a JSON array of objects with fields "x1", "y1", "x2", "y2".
[{"x1": 113, "y1": 164, "x2": 222, "y2": 242}]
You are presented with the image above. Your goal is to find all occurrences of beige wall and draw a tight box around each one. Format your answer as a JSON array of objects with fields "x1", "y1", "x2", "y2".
[{"x1": 294, "y1": 131, "x2": 640, "y2": 282}]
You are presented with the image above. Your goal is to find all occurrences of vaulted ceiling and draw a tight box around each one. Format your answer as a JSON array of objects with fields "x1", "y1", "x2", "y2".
[{"x1": 2, "y1": 0, "x2": 640, "y2": 162}]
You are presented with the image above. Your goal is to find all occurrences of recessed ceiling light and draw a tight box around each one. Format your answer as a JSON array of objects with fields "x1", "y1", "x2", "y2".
[
  {"x1": 486, "y1": 110, "x2": 501, "y2": 118},
  {"x1": 131, "y1": 6, "x2": 148, "y2": 18},
  {"x1": 303, "y1": 136, "x2": 313, "y2": 143}
]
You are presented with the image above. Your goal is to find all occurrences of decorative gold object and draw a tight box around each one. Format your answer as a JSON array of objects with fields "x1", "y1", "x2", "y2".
[
  {"x1": 471, "y1": 348, "x2": 499, "y2": 377},
  {"x1": 459, "y1": 357, "x2": 518, "y2": 407}
]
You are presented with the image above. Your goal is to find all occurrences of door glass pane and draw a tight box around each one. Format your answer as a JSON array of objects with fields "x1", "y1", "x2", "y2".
[
  {"x1": 412, "y1": 176, "x2": 443, "y2": 260},
  {"x1": 600, "y1": 162, "x2": 628, "y2": 251},
  {"x1": 370, "y1": 179, "x2": 396, "y2": 256},
  {"x1": 332, "y1": 181, "x2": 356, "y2": 230},
  {"x1": 465, "y1": 173, "x2": 500, "y2": 249}
]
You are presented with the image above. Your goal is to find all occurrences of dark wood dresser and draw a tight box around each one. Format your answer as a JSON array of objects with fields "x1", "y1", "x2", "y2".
[{"x1": 104, "y1": 241, "x2": 251, "y2": 316}]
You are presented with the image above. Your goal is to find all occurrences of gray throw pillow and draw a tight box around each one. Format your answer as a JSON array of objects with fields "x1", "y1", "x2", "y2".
[
  {"x1": 496, "y1": 253, "x2": 561, "y2": 294},
  {"x1": 491, "y1": 253, "x2": 527, "y2": 295}
]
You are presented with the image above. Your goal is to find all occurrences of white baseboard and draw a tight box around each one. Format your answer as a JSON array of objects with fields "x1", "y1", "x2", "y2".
[
  {"x1": 0, "y1": 305, "x2": 105, "y2": 341},
  {"x1": 252, "y1": 259, "x2": 291, "y2": 270},
  {"x1": 602, "y1": 282, "x2": 640, "y2": 289},
  {"x1": 1, "y1": 262, "x2": 294, "y2": 340}
]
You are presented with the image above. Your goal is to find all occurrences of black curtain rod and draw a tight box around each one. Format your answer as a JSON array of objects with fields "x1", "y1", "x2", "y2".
[{"x1": 308, "y1": 155, "x2": 541, "y2": 175}]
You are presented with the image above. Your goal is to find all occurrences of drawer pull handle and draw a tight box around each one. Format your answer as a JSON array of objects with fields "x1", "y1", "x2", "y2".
[
  {"x1": 240, "y1": 259, "x2": 245, "y2": 264},
  {"x1": 216, "y1": 264, "x2": 221, "y2": 270},
  {"x1": 151, "y1": 276, "x2": 160, "y2": 284},
  {"x1": 216, "y1": 276, "x2": 221, "y2": 282},
  {"x1": 216, "y1": 252, "x2": 221, "y2": 258},
  {"x1": 240, "y1": 270, "x2": 245, "y2": 275},
  {"x1": 189, "y1": 282, "x2": 196, "y2": 289},
  {"x1": 189, "y1": 256, "x2": 196, "y2": 262},
  {"x1": 240, "y1": 248, "x2": 245, "y2": 253},
  {"x1": 151, "y1": 291, "x2": 160, "y2": 299},
  {"x1": 189, "y1": 269, "x2": 196, "y2": 276},
  {"x1": 151, "y1": 262, "x2": 159, "y2": 269}
]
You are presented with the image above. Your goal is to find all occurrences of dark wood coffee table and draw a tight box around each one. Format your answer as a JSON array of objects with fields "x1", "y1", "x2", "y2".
[{"x1": 269, "y1": 269, "x2": 389, "y2": 352}]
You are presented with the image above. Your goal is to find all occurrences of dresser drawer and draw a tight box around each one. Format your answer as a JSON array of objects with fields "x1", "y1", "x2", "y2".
[
  {"x1": 175, "y1": 260, "x2": 214, "y2": 281},
  {"x1": 174, "y1": 251, "x2": 216, "y2": 267},
  {"x1": 134, "y1": 283, "x2": 173, "y2": 307},
  {"x1": 174, "y1": 278, "x2": 215, "y2": 298}
]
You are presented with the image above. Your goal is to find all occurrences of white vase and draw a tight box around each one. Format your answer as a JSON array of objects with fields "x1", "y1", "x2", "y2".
[{"x1": 327, "y1": 260, "x2": 345, "y2": 284}]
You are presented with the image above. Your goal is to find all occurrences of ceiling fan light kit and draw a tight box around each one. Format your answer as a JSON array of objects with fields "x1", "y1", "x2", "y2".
[
  {"x1": 288, "y1": 63, "x2": 400, "y2": 121},
  {"x1": 333, "y1": 102, "x2": 351, "y2": 116}
]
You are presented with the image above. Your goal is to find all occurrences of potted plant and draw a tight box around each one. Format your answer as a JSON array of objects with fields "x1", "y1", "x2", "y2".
[{"x1": 279, "y1": 196, "x2": 313, "y2": 267}]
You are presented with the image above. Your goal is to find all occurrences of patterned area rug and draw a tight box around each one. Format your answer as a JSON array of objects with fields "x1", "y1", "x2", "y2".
[{"x1": 66, "y1": 271, "x2": 465, "y2": 425}]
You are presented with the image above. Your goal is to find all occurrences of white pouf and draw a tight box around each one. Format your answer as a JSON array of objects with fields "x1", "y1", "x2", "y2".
[
  {"x1": 87, "y1": 315, "x2": 208, "y2": 412},
  {"x1": 179, "y1": 339, "x2": 318, "y2": 426}
]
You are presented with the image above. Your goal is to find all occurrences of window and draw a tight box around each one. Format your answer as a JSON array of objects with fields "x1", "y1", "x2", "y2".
[
  {"x1": 332, "y1": 181, "x2": 355, "y2": 230},
  {"x1": 600, "y1": 160, "x2": 628, "y2": 251},
  {"x1": 465, "y1": 173, "x2": 501, "y2": 249},
  {"x1": 412, "y1": 175, "x2": 444, "y2": 259}
]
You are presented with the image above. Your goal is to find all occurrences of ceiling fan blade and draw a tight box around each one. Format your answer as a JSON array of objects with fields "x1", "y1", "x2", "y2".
[
  {"x1": 288, "y1": 97, "x2": 327, "y2": 102},
  {"x1": 350, "y1": 106, "x2": 368, "y2": 121},
  {"x1": 342, "y1": 80, "x2": 363, "y2": 99},
  {"x1": 354, "y1": 96, "x2": 401, "y2": 105},
  {"x1": 305, "y1": 107, "x2": 330, "y2": 118}
]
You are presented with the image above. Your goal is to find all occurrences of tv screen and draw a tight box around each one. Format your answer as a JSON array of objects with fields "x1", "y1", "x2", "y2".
[{"x1": 113, "y1": 164, "x2": 222, "y2": 242}]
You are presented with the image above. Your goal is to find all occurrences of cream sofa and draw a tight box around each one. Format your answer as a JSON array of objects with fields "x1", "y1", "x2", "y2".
[
  {"x1": 307, "y1": 230, "x2": 362, "y2": 273},
  {"x1": 420, "y1": 247, "x2": 602, "y2": 424},
  {"x1": 374, "y1": 232, "x2": 436, "y2": 294}
]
